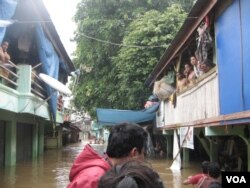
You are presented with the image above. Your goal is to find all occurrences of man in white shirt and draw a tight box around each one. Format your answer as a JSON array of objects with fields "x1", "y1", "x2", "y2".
[{"x1": 190, "y1": 56, "x2": 203, "y2": 78}]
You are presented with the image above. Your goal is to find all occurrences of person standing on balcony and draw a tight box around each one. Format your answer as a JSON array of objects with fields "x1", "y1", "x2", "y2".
[
  {"x1": 0, "y1": 41, "x2": 12, "y2": 79},
  {"x1": 0, "y1": 41, "x2": 10, "y2": 62},
  {"x1": 176, "y1": 72, "x2": 188, "y2": 92},
  {"x1": 184, "y1": 63, "x2": 196, "y2": 86},
  {"x1": 190, "y1": 55, "x2": 203, "y2": 78}
]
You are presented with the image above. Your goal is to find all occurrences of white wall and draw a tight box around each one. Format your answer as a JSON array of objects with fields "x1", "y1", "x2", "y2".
[{"x1": 157, "y1": 71, "x2": 219, "y2": 127}]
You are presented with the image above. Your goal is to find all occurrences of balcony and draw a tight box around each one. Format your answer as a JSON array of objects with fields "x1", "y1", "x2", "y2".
[
  {"x1": 0, "y1": 63, "x2": 64, "y2": 123},
  {"x1": 157, "y1": 69, "x2": 219, "y2": 129}
]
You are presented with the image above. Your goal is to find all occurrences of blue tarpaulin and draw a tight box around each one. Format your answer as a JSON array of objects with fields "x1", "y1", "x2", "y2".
[
  {"x1": 35, "y1": 24, "x2": 59, "y2": 122},
  {"x1": 96, "y1": 103, "x2": 160, "y2": 126},
  {"x1": 0, "y1": 0, "x2": 18, "y2": 43}
]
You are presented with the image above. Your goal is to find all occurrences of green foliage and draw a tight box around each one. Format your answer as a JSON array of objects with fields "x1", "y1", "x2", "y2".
[
  {"x1": 73, "y1": 0, "x2": 188, "y2": 118},
  {"x1": 165, "y1": 0, "x2": 195, "y2": 12},
  {"x1": 113, "y1": 4, "x2": 186, "y2": 109}
]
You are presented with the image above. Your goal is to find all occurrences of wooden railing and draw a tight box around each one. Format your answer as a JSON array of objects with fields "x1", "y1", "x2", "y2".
[{"x1": 156, "y1": 70, "x2": 219, "y2": 128}]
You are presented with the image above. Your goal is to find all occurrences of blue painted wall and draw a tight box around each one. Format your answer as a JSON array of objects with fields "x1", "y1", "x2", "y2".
[
  {"x1": 241, "y1": 0, "x2": 250, "y2": 109},
  {"x1": 216, "y1": 0, "x2": 250, "y2": 114}
]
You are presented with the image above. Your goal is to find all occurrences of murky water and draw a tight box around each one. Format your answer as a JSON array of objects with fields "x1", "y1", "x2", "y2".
[{"x1": 0, "y1": 141, "x2": 200, "y2": 188}]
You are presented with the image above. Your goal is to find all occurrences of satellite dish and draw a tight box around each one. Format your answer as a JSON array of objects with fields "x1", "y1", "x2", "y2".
[
  {"x1": 0, "y1": 19, "x2": 15, "y2": 27},
  {"x1": 39, "y1": 73, "x2": 72, "y2": 96}
]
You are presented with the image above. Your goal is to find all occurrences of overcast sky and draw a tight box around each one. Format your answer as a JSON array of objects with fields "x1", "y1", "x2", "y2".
[{"x1": 42, "y1": 0, "x2": 80, "y2": 58}]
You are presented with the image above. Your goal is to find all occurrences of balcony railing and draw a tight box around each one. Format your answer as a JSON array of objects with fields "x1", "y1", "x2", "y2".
[
  {"x1": 1, "y1": 63, "x2": 66, "y2": 121},
  {"x1": 0, "y1": 61, "x2": 19, "y2": 88},
  {"x1": 0, "y1": 62, "x2": 48, "y2": 100},
  {"x1": 31, "y1": 63, "x2": 46, "y2": 99},
  {"x1": 156, "y1": 70, "x2": 219, "y2": 129}
]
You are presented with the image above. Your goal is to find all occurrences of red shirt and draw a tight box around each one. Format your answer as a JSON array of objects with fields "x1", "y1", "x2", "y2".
[
  {"x1": 68, "y1": 144, "x2": 111, "y2": 188},
  {"x1": 187, "y1": 173, "x2": 208, "y2": 184}
]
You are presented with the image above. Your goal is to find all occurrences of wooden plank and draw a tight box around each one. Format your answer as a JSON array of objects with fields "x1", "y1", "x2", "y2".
[
  {"x1": 157, "y1": 71, "x2": 219, "y2": 126},
  {"x1": 160, "y1": 110, "x2": 250, "y2": 130}
]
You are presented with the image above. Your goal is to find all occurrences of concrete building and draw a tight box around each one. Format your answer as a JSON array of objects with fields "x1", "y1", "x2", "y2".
[{"x1": 0, "y1": 0, "x2": 74, "y2": 167}]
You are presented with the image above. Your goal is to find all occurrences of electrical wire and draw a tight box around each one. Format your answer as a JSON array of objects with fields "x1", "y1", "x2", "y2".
[
  {"x1": 12, "y1": 19, "x2": 52, "y2": 23},
  {"x1": 78, "y1": 32, "x2": 168, "y2": 49}
]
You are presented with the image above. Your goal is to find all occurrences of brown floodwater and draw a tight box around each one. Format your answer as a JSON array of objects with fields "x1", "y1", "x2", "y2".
[{"x1": 0, "y1": 141, "x2": 200, "y2": 188}]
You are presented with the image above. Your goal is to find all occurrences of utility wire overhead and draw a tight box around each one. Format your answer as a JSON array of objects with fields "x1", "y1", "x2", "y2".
[{"x1": 79, "y1": 32, "x2": 168, "y2": 49}]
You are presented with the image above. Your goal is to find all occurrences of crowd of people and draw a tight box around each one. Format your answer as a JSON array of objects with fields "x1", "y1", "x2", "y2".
[
  {"x1": 176, "y1": 55, "x2": 215, "y2": 93},
  {"x1": 67, "y1": 122, "x2": 222, "y2": 188}
]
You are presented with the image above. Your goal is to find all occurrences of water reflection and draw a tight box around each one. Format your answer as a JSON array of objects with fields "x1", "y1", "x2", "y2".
[
  {"x1": 148, "y1": 159, "x2": 200, "y2": 188},
  {"x1": 0, "y1": 142, "x2": 200, "y2": 188}
]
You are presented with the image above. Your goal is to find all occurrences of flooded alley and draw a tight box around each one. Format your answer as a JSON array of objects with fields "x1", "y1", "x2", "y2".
[
  {"x1": 1, "y1": 1, "x2": 250, "y2": 188},
  {"x1": 0, "y1": 141, "x2": 201, "y2": 188}
]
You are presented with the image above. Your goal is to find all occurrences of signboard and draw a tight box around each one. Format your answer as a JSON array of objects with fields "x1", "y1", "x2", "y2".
[{"x1": 180, "y1": 127, "x2": 194, "y2": 149}]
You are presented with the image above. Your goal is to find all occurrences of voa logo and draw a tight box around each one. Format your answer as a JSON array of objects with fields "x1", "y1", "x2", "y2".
[{"x1": 226, "y1": 176, "x2": 246, "y2": 183}]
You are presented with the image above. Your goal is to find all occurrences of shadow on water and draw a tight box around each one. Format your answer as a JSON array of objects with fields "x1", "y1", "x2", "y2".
[{"x1": 0, "y1": 141, "x2": 201, "y2": 188}]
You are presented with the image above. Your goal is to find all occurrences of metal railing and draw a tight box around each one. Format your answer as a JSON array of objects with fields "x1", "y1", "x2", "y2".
[
  {"x1": 1, "y1": 62, "x2": 67, "y2": 113},
  {"x1": 0, "y1": 60, "x2": 19, "y2": 88},
  {"x1": 31, "y1": 63, "x2": 47, "y2": 99},
  {"x1": 0, "y1": 61, "x2": 47, "y2": 99}
]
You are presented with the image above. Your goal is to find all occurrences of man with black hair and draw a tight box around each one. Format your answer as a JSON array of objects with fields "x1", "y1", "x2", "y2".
[
  {"x1": 196, "y1": 162, "x2": 221, "y2": 188},
  {"x1": 98, "y1": 159, "x2": 164, "y2": 188},
  {"x1": 190, "y1": 55, "x2": 202, "y2": 78},
  {"x1": 68, "y1": 122, "x2": 148, "y2": 188},
  {"x1": 183, "y1": 161, "x2": 210, "y2": 185}
]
